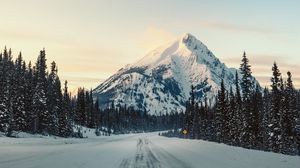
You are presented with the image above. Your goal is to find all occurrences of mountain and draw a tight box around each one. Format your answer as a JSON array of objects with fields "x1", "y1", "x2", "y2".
[{"x1": 93, "y1": 33, "x2": 259, "y2": 114}]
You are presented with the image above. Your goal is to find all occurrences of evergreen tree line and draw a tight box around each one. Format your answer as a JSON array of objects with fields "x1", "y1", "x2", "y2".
[
  {"x1": 165, "y1": 52, "x2": 300, "y2": 156},
  {"x1": 75, "y1": 90, "x2": 184, "y2": 136},
  {"x1": 2, "y1": 47, "x2": 298, "y2": 155},
  {"x1": 0, "y1": 47, "x2": 182, "y2": 137},
  {"x1": 0, "y1": 47, "x2": 73, "y2": 137}
]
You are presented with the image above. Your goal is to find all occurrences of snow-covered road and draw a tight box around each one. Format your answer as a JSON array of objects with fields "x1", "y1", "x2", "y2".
[
  {"x1": 0, "y1": 132, "x2": 299, "y2": 168},
  {"x1": 118, "y1": 138, "x2": 190, "y2": 168}
]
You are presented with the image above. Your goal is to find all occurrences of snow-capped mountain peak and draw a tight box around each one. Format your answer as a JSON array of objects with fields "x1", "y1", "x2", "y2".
[
  {"x1": 93, "y1": 33, "x2": 259, "y2": 114},
  {"x1": 133, "y1": 33, "x2": 221, "y2": 70}
]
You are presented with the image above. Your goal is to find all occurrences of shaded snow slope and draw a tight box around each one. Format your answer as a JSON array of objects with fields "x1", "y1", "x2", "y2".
[
  {"x1": 94, "y1": 33, "x2": 259, "y2": 114},
  {"x1": 0, "y1": 133, "x2": 298, "y2": 168}
]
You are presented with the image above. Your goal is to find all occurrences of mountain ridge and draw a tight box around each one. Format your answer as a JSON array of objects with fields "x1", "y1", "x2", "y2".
[{"x1": 93, "y1": 33, "x2": 259, "y2": 114}]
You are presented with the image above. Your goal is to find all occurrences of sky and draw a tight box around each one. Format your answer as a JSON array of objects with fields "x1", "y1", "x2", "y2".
[{"x1": 0, "y1": 0, "x2": 300, "y2": 91}]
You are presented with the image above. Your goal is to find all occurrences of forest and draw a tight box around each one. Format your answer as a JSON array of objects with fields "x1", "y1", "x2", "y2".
[
  {"x1": 0, "y1": 47, "x2": 182, "y2": 138},
  {"x1": 163, "y1": 52, "x2": 300, "y2": 156},
  {"x1": 0, "y1": 48, "x2": 299, "y2": 156}
]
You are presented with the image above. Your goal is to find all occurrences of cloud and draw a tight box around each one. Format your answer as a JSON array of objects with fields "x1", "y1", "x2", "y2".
[
  {"x1": 256, "y1": 75, "x2": 300, "y2": 88},
  {"x1": 0, "y1": 29, "x2": 78, "y2": 46},
  {"x1": 199, "y1": 21, "x2": 272, "y2": 34},
  {"x1": 222, "y1": 54, "x2": 299, "y2": 72},
  {"x1": 60, "y1": 75, "x2": 106, "y2": 93},
  {"x1": 59, "y1": 47, "x2": 128, "y2": 72},
  {"x1": 221, "y1": 54, "x2": 300, "y2": 88},
  {"x1": 137, "y1": 26, "x2": 177, "y2": 51}
]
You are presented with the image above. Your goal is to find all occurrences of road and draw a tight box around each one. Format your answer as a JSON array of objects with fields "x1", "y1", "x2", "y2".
[
  {"x1": 0, "y1": 132, "x2": 299, "y2": 168},
  {"x1": 118, "y1": 138, "x2": 190, "y2": 168}
]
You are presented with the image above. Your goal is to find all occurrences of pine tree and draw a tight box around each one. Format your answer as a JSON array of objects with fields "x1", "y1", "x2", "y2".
[
  {"x1": 76, "y1": 88, "x2": 86, "y2": 126},
  {"x1": 85, "y1": 89, "x2": 93, "y2": 128},
  {"x1": 0, "y1": 50, "x2": 9, "y2": 132},
  {"x1": 228, "y1": 86, "x2": 237, "y2": 145},
  {"x1": 184, "y1": 85, "x2": 196, "y2": 138},
  {"x1": 223, "y1": 89, "x2": 231, "y2": 144},
  {"x1": 24, "y1": 62, "x2": 35, "y2": 132},
  {"x1": 215, "y1": 80, "x2": 226, "y2": 143},
  {"x1": 32, "y1": 49, "x2": 49, "y2": 134},
  {"x1": 89, "y1": 90, "x2": 99, "y2": 128},
  {"x1": 94, "y1": 98, "x2": 101, "y2": 135},
  {"x1": 199, "y1": 102, "x2": 207, "y2": 140},
  {"x1": 3, "y1": 48, "x2": 15, "y2": 136},
  {"x1": 269, "y1": 62, "x2": 282, "y2": 152},
  {"x1": 233, "y1": 71, "x2": 243, "y2": 146},
  {"x1": 47, "y1": 61, "x2": 63, "y2": 135},
  {"x1": 295, "y1": 91, "x2": 300, "y2": 155},
  {"x1": 251, "y1": 84, "x2": 263, "y2": 149},
  {"x1": 191, "y1": 103, "x2": 200, "y2": 139},
  {"x1": 12, "y1": 53, "x2": 26, "y2": 131},
  {"x1": 262, "y1": 87, "x2": 272, "y2": 151},
  {"x1": 239, "y1": 51, "x2": 255, "y2": 148},
  {"x1": 240, "y1": 52, "x2": 253, "y2": 100},
  {"x1": 59, "y1": 81, "x2": 73, "y2": 137},
  {"x1": 281, "y1": 71, "x2": 298, "y2": 154}
]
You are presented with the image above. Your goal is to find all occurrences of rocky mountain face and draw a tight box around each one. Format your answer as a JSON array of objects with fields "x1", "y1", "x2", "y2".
[{"x1": 93, "y1": 33, "x2": 259, "y2": 114}]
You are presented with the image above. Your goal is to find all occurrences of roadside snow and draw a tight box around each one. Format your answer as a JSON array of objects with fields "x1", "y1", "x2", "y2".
[{"x1": 0, "y1": 132, "x2": 299, "y2": 168}]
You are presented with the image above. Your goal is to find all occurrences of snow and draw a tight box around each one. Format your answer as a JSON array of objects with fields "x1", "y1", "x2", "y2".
[
  {"x1": 93, "y1": 33, "x2": 260, "y2": 114},
  {"x1": 0, "y1": 132, "x2": 299, "y2": 168}
]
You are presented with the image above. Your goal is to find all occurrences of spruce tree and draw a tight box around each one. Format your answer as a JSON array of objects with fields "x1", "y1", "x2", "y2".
[
  {"x1": 94, "y1": 98, "x2": 101, "y2": 135},
  {"x1": 0, "y1": 51, "x2": 9, "y2": 132},
  {"x1": 215, "y1": 80, "x2": 226, "y2": 143},
  {"x1": 270, "y1": 62, "x2": 282, "y2": 152},
  {"x1": 191, "y1": 103, "x2": 200, "y2": 139},
  {"x1": 240, "y1": 52, "x2": 253, "y2": 100},
  {"x1": 76, "y1": 88, "x2": 86, "y2": 126},
  {"x1": 262, "y1": 87, "x2": 272, "y2": 151},
  {"x1": 251, "y1": 84, "x2": 263, "y2": 149},
  {"x1": 4, "y1": 48, "x2": 15, "y2": 136},
  {"x1": 184, "y1": 85, "x2": 196, "y2": 138},
  {"x1": 24, "y1": 62, "x2": 35, "y2": 132},
  {"x1": 47, "y1": 61, "x2": 62, "y2": 135},
  {"x1": 223, "y1": 89, "x2": 231, "y2": 144},
  {"x1": 281, "y1": 71, "x2": 298, "y2": 154},
  {"x1": 32, "y1": 49, "x2": 49, "y2": 134},
  {"x1": 234, "y1": 71, "x2": 243, "y2": 146},
  {"x1": 228, "y1": 86, "x2": 237, "y2": 145},
  {"x1": 59, "y1": 80, "x2": 73, "y2": 137},
  {"x1": 295, "y1": 91, "x2": 300, "y2": 155},
  {"x1": 239, "y1": 51, "x2": 254, "y2": 148},
  {"x1": 12, "y1": 53, "x2": 26, "y2": 131}
]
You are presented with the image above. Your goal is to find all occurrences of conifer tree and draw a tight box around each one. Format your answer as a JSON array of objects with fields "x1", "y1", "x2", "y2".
[
  {"x1": 251, "y1": 84, "x2": 263, "y2": 148},
  {"x1": 215, "y1": 80, "x2": 226, "y2": 143},
  {"x1": 262, "y1": 87, "x2": 272, "y2": 151},
  {"x1": 239, "y1": 51, "x2": 254, "y2": 148},
  {"x1": 295, "y1": 91, "x2": 300, "y2": 155},
  {"x1": 269, "y1": 62, "x2": 282, "y2": 152},
  {"x1": 47, "y1": 61, "x2": 63, "y2": 135},
  {"x1": 32, "y1": 49, "x2": 49, "y2": 134},
  {"x1": 281, "y1": 71, "x2": 298, "y2": 154},
  {"x1": 59, "y1": 81, "x2": 73, "y2": 137},
  {"x1": 76, "y1": 88, "x2": 86, "y2": 126},
  {"x1": 4, "y1": 48, "x2": 15, "y2": 136},
  {"x1": 0, "y1": 51, "x2": 9, "y2": 132},
  {"x1": 24, "y1": 62, "x2": 34, "y2": 132},
  {"x1": 240, "y1": 52, "x2": 253, "y2": 100},
  {"x1": 233, "y1": 71, "x2": 243, "y2": 145},
  {"x1": 184, "y1": 85, "x2": 196, "y2": 138},
  {"x1": 228, "y1": 86, "x2": 237, "y2": 145},
  {"x1": 12, "y1": 53, "x2": 26, "y2": 131},
  {"x1": 191, "y1": 103, "x2": 200, "y2": 139}
]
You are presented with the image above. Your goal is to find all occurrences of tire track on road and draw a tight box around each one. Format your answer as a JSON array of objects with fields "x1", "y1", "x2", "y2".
[{"x1": 119, "y1": 138, "x2": 191, "y2": 168}]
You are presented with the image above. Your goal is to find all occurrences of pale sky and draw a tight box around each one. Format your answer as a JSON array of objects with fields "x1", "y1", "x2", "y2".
[{"x1": 1, "y1": 0, "x2": 300, "y2": 91}]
